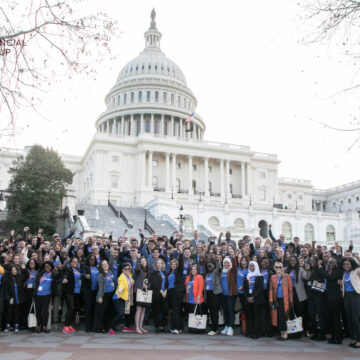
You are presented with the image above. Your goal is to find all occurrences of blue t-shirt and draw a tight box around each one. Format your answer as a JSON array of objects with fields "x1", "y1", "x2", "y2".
[
  {"x1": 290, "y1": 271, "x2": 295, "y2": 288},
  {"x1": 26, "y1": 270, "x2": 37, "y2": 288},
  {"x1": 104, "y1": 272, "x2": 115, "y2": 293},
  {"x1": 344, "y1": 272, "x2": 355, "y2": 292},
  {"x1": 131, "y1": 260, "x2": 137, "y2": 281},
  {"x1": 0, "y1": 272, "x2": 2, "y2": 286},
  {"x1": 52, "y1": 259, "x2": 61, "y2": 267},
  {"x1": 277, "y1": 275, "x2": 283, "y2": 298},
  {"x1": 199, "y1": 265, "x2": 205, "y2": 275},
  {"x1": 187, "y1": 279, "x2": 195, "y2": 304},
  {"x1": 112, "y1": 261, "x2": 118, "y2": 277},
  {"x1": 90, "y1": 266, "x2": 99, "y2": 291},
  {"x1": 205, "y1": 273, "x2": 213, "y2": 291},
  {"x1": 221, "y1": 272, "x2": 229, "y2": 296},
  {"x1": 165, "y1": 256, "x2": 171, "y2": 274},
  {"x1": 36, "y1": 272, "x2": 52, "y2": 296},
  {"x1": 73, "y1": 268, "x2": 81, "y2": 294},
  {"x1": 236, "y1": 268, "x2": 248, "y2": 294},
  {"x1": 168, "y1": 272, "x2": 175, "y2": 289},
  {"x1": 160, "y1": 271, "x2": 166, "y2": 291},
  {"x1": 262, "y1": 270, "x2": 269, "y2": 290},
  {"x1": 248, "y1": 275, "x2": 256, "y2": 294},
  {"x1": 183, "y1": 260, "x2": 190, "y2": 280}
]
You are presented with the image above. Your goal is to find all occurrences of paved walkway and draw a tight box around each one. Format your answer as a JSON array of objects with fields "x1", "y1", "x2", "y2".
[{"x1": 0, "y1": 331, "x2": 359, "y2": 360}]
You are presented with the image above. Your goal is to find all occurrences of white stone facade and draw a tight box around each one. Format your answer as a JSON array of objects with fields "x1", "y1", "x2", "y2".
[{"x1": 0, "y1": 11, "x2": 359, "y2": 247}]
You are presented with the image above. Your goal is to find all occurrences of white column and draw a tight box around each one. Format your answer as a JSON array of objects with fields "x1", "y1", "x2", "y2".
[
  {"x1": 188, "y1": 155, "x2": 193, "y2": 195},
  {"x1": 111, "y1": 119, "x2": 116, "y2": 135},
  {"x1": 246, "y1": 162, "x2": 251, "y2": 195},
  {"x1": 170, "y1": 116, "x2": 174, "y2": 136},
  {"x1": 161, "y1": 114, "x2": 164, "y2": 135},
  {"x1": 120, "y1": 117, "x2": 124, "y2": 136},
  {"x1": 220, "y1": 159, "x2": 224, "y2": 197},
  {"x1": 172, "y1": 153, "x2": 177, "y2": 191},
  {"x1": 148, "y1": 151, "x2": 153, "y2": 188},
  {"x1": 130, "y1": 115, "x2": 135, "y2": 136},
  {"x1": 165, "y1": 152, "x2": 170, "y2": 192},
  {"x1": 240, "y1": 161, "x2": 245, "y2": 198},
  {"x1": 107, "y1": 121, "x2": 111, "y2": 134},
  {"x1": 141, "y1": 151, "x2": 146, "y2": 187},
  {"x1": 150, "y1": 113, "x2": 154, "y2": 134},
  {"x1": 204, "y1": 157, "x2": 209, "y2": 196},
  {"x1": 225, "y1": 159, "x2": 230, "y2": 195},
  {"x1": 179, "y1": 118, "x2": 183, "y2": 138}
]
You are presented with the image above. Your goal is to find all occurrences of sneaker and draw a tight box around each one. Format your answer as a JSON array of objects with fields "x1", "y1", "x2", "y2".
[
  {"x1": 68, "y1": 326, "x2": 76, "y2": 333},
  {"x1": 62, "y1": 326, "x2": 71, "y2": 334},
  {"x1": 226, "y1": 327, "x2": 234, "y2": 336},
  {"x1": 108, "y1": 329, "x2": 115, "y2": 336},
  {"x1": 4, "y1": 325, "x2": 10, "y2": 333},
  {"x1": 173, "y1": 329, "x2": 179, "y2": 334},
  {"x1": 207, "y1": 330, "x2": 218, "y2": 336},
  {"x1": 122, "y1": 327, "x2": 135, "y2": 333},
  {"x1": 221, "y1": 326, "x2": 228, "y2": 335},
  {"x1": 14, "y1": 325, "x2": 19, "y2": 333}
]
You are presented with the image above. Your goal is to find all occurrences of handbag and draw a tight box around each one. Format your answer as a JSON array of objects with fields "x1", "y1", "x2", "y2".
[
  {"x1": 136, "y1": 281, "x2": 152, "y2": 307},
  {"x1": 188, "y1": 304, "x2": 207, "y2": 331},
  {"x1": 311, "y1": 280, "x2": 325, "y2": 293},
  {"x1": 28, "y1": 301, "x2": 37, "y2": 328},
  {"x1": 286, "y1": 306, "x2": 303, "y2": 334}
]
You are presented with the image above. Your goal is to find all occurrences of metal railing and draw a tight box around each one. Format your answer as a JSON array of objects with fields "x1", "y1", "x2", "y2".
[
  {"x1": 144, "y1": 209, "x2": 155, "y2": 234},
  {"x1": 108, "y1": 200, "x2": 133, "y2": 229}
]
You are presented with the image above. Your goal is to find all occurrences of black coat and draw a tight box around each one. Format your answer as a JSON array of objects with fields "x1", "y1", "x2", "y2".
[
  {"x1": 243, "y1": 275, "x2": 265, "y2": 305},
  {"x1": 165, "y1": 253, "x2": 185, "y2": 292},
  {"x1": 61, "y1": 267, "x2": 77, "y2": 294},
  {"x1": 81, "y1": 264, "x2": 92, "y2": 294},
  {"x1": 150, "y1": 270, "x2": 166, "y2": 295},
  {"x1": 33, "y1": 270, "x2": 59, "y2": 297},
  {"x1": 319, "y1": 267, "x2": 342, "y2": 300},
  {"x1": 3, "y1": 268, "x2": 29, "y2": 303}
]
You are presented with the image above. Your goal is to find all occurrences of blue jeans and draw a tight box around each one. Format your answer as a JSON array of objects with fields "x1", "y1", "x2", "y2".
[
  {"x1": 222, "y1": 295, "x2": 237, "y2": 327},
  {"x1": 112, "y1": 298, "x2": 131, "y2": 329}
]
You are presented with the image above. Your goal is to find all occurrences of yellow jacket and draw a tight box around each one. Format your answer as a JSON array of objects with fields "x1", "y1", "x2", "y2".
[
  {"x1": 0, "y1": 265, "x2": 4, "y2": 275},
  {"x1": 115, "y1": 273, "x2": 134, "y2": 301}
]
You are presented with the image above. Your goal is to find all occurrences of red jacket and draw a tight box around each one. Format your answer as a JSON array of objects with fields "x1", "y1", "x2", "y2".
[{"x1": 185, "y1": 274, "x2": 204, "y2": 304}]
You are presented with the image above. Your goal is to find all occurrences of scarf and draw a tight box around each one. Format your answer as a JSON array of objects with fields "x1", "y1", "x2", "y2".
[
  {"x1": 246, "y1": 261, "x2": 261, "y2": 279},
  {"x1": 222, "y1": 257, "x2": 232, "y2": 273}
]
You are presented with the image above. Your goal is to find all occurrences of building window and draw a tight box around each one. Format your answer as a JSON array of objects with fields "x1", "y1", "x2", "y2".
[
  {"x1": 112, "y1": 156, "x2": 119, "y2": 163},
  {"x1": 208, "y1": 166, "x2": 212, "y2": 173},
  {"x1": 152, "y1": 160, "x2": 158, "y2": 167},
  {"x1": 208, "y1": 216, "x2": 220, "y2": 229},
  {"x1": 208, "y1": 181, "x2": 212, "y2": 193},
  {"x1": 142, "y1": 65, "x2": 145, "y2": 70},
  {"x1": 124, "y1": 93, "x2": 127, "y2": 104},
  {"x1": 163, "y1": 92, "x2": 167, "y2": 103},
  {"x1": 304, "y1": 223, "x2": 314, "y2": 242},
  {"x1": 148, "y1": 64, "x2": 151, "y2": 70},
  {"x1": 281, "y1": 222, "x2": 292, "y2": 241},
  {"x1": 298, "y1": 195, "x2": 303, "y2": 200},
  {"x1": 136, "y1": 120, "x2": 140, "y2": 135},
  {"x1": 176, "y1": 162, "x2": 181, "y2": 169},
  {"x1": 147, "y1": 91, "x2": 151, "y2": 102},
  {"x1": 171, "y1": 94, "x2": 174, "y2": 105},
  {"x1": 178, "y1": 96, "x2": 181, "y2": 106},
  {"x1": 145, "y1": 120, "x2": 150, "y2": 133},
  {"x1": 229, "y1": 184, "x2": 233, "y2": 194},
  {"x1": 192, "y1": 180, "x2": 196, "y2": 193},
  {"x1": 118, "y1": 95, "x2": 121, "y2": 106},
  {"x1": 184, "y1": 98, "x2": 186, "y2": 108},
  {"x1": 131, "y1": 92, "x2": 134, "y2": 103},
  {"x1": 155, "y1": 91, "x2": 159, "y2": 102},
  {"x1": 326, "y1": 225, "x2": 336, "y2": 241},
  {"x1": 260, "y1": 172, "x2": 266, "y2": 178},
  {"x1": 356, "y1": 196, "x2": 359, "y2": 201},
  {"x1": 152, "y1": 176, "x2": 158, "y2": 187},
  {"x1": 138, "y1": 91, "x2": 142, "y2": 102},
  {"x1": 234, "y1": 218, "x2": 245, "y2": 228},
  {"x1": 183, "y1": 214, "x2": 193, "y2": 232},
  {"x1": 176, "y1": 178, "x2": 181, "y2": 192},
  {"x1": 333, "y1": 202, "x2": 336, "y2": 207},
  {"x1": 112, "y1": 97, "x2": 115, "y2": 107},
  {"x1": 287, "y1": 194, "x2": 292, "y2": 199},
  {"x1": 193, "y1": 164, "x2": 197, "y2": 171},
  {"x1": 229, "y1": 168, "x2": 232, "y2": 175},
  {"x1": 340, "y1": 200, "x2": 343, "y2": 205},
  {"x1": 348, "y1": 198, "x2": 351, "y2": 204},
  {"x1": 154, "y1": 120, "x2": 159, "y2": 134},
  {"x1": 260, "y1": 189, "x2": 266, "y2": 201},
  {"x1": 111, "y1": 175, "x2": 118, "y2": 188}
]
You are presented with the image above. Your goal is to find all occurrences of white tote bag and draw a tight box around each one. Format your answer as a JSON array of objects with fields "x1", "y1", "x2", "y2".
[
  {"x1": 28, "y1": 301, "x2": 37, "y2": 328},
  {"x1": 188, "y1": 305, "x2": 207, "y2": 330},
  {"x1": 286, "y1": 307, "x2": 303, "y2": 334},
  {"x1": 136, "y1": 289, "x2": 153, "y2": 305}
]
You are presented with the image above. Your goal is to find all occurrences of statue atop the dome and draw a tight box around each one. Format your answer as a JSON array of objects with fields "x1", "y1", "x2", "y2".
[{"x1": 150, "y1": 8, "x2": 157, "y2": 29}]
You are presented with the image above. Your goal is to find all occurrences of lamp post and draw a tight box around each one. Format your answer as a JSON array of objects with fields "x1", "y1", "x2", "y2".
[
  {"x1": 0, "y1": 192, "x2": 6, "y2": 212},
  {"x1": 198, "y1": 190, "x2": 202, "y2": 202},
  {"x1": 224, "y1": 192, "x2": 228, "y2": 205},
  {"x1": 176, "y1": 205, "x2": 187, "y2": 233},
  {"x1": 249, "y1": 194, "x2": 252, "y2": 206},
  {"x1": 171, "y1": 186, "x2": 174, "y2": 200},
  {"x1": 107, "y1": 190, "x2": 111, "y2": 203}
]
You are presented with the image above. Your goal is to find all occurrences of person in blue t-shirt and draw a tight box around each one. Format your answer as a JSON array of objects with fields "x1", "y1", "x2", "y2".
[{"x1": 23, "y1": 259, "x2": 39, "y2": 329}]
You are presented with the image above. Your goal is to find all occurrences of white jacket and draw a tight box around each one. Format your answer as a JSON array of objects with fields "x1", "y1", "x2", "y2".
[{"x1": 342, "y1": 268, "x2": 360, "y2": 296}]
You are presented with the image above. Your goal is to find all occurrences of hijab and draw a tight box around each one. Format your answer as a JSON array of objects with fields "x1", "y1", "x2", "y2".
[
  {"x1": 246, "y1": 261, "x2": 261, "y2": 279},
  {"x1": 222, "y1": 257, "x2": 232, "y2": 273}
]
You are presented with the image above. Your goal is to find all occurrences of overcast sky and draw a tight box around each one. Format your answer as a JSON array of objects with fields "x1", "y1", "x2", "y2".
[{"x1": 2, "y1": 0, "x2": 360, "y2": 190}]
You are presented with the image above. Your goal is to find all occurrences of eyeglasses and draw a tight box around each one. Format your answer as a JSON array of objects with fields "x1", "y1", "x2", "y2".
[
  {"x1": 275, "y1": 266, "x2": 283, "y2": 269},
  {"x1": 123, "y1": 268, "x2": 130, "y2": 271}
]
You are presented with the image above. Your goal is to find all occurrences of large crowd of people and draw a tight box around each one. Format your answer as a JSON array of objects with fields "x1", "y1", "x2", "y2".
[{"x1": 0, "y1": 225, "x2": 359, "y2": 348}]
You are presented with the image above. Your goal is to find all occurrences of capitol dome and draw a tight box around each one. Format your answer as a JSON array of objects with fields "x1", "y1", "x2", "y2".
[{"x1": 95, "y1": 9, "x2": 205, "y2": 141}]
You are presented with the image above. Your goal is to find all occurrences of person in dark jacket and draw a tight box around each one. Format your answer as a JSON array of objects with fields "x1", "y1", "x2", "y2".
[
  {"x1": 150, "y1": 258, "x2": 168, "y2": 332},
  {"x1": 33, "y1": 261, "x2": 59, "y2": 333},
  {"x1": 3, "y1": 264, "x2": 29, "y2": 332},
  {"x1": 166, "y1": 252, "x2": 185, "y2": 334},
  {"x1": 243, "y1": 261, "x2": 265, "y2": 339},
  {"x1": 81, "y1": 254, "x2": 98, "y2": 332}
]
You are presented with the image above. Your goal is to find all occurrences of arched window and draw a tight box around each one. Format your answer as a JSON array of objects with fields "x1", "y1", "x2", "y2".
[
  {"x1": 183, "y1": 214, "x2": 193, "y2": 232},
  {"x1": 192, "y1": 180, "x2": 196, "y2": 193},
  {"x1": 234, "y1": 218, "x2": 245, "y2": 228},
  {"x1": 281, "y1": 222, "x2": 292, "y2": 241},
  {"x1": 208, "y1": 181, "x2": 212, "y2": 193},
  {"x1": 131, "y1": 92, "x2": 134, "y2": 103},
  {"x1": 124, "y1": 93, "x2": 127, "y2": 105},
  {"x1": 138, "y1": 91, "x2": 142, "y2": 102},
  {"x1": 171, "y1": 94, "x2": 174, "y2": 105},
  {"x1": 154, "y1": 121, "x2": 159, "y2": 134},
  {"x1": 155, "y1": 91, "x2": 159, "y2": 102},
  {"x1": 152, "y1": 176, "x2": 158, "y2": 187},
  {"x1": 304, "y1": 223, "x2": 314, "y2": 242},
  {"x1": 208, "y1": 216, "x2": 220, "y2": 229},
  {"x1": 176, "y1": 178, "x2": 181, "y2": 192},
  {"x1": 145, "y1": 120, "x2": 150, "y2": 133},
  {"x1": 118, "y1": 95, "x2": 121, "y2": 106},
  {"x1": 146, "y1": 91, "x2": 151, "y2": 102},
  {"x1": 163, "y1": 92, "x2": 167, "y2": 103},
  {"x1": 326, "y1": 225, "x2": 336, "y2": 241}
]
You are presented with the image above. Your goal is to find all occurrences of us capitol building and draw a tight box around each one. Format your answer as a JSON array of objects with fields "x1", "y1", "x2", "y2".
[{"x1": 1, "y1": 10, "x2": 360, "y2": 247}]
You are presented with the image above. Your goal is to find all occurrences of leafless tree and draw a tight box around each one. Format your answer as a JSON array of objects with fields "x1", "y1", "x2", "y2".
[{"x1": 0, "y1": 0, "x2": 119, "y2": 132}]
